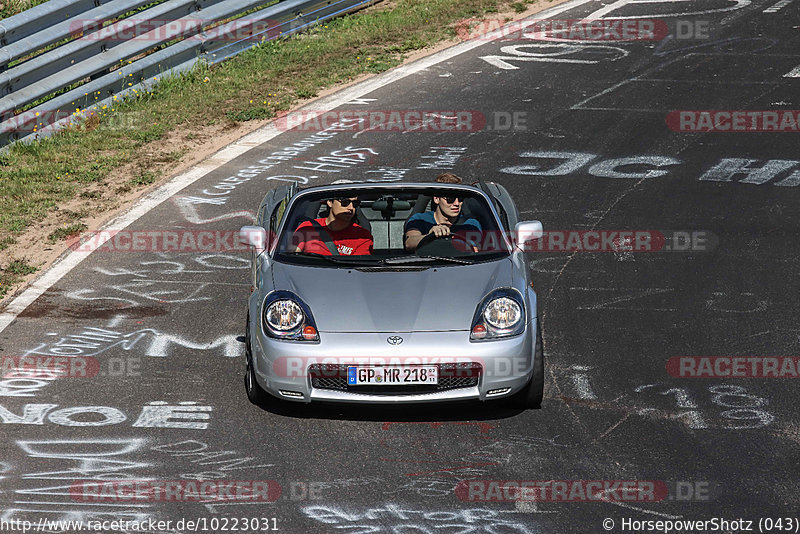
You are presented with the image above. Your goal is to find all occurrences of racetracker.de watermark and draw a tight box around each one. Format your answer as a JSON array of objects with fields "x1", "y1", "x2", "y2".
[
  {"x1": 69, "y1": 480, "x2": 282, "y2": 502},
  {"x1": 1, "y1": 355, "x2": 140, "y2": 379},
  {"x1": 3, "y1": 110, "x2": 529, "y2": 135},
  {"x1": 67, "y1": 229, "x2": 249, "y2": 253},
  {"x1": 667, "y1": 110, "x2": 800, "y2": 132},
  {"x1": 1, "y1": 110, "x2": 77, "y2": 134},
  {"x1": 457, "y1": 230, "x2": 712, "y2": 252},
  {"x1": 512, "y1": 230, "x2": 662, "y2": 252},
  {"x1": 274, "y1": 111, "x2": 486, "y2": 132},
  {"x1": 65, "y1": 229, "x2": 715, "y2": 253},
  {"x1": 455, "y1": 480, "x2": 668, "y2": 502},
  {"x1": 2, "y1": 109, "x2": 179, "y2": 134},
  {"x1": 454, "y1": 18, "x2": 668, "y2": 41},
  {"x1": 667, "y1": 356, "x2": 800, "y2": 378},
  {"x1": 470, "y1": 229, "x2": 716, "y2": 253},
  {"x1": 68, "y1": 18, "x2": 282, "y2": 42}
]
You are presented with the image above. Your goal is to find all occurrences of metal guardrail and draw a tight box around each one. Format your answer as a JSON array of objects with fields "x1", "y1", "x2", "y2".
[
  {"x1": 0, "y1": 0, "x2": 117, "y2": 47},
  {"x1": 0, "y1": 0, "x2": 223, "y2": 97},
  {"x1": 0, "y1": 0, "x2": 378, "y2": 147},
  {"x1": 1, "y1": 0, "x2": 165, "y2": 68}
]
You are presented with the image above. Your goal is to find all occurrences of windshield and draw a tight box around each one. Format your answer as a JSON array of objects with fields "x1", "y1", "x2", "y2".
[{"x1": 273, "y1": 187, "x2": 511, "y2": 267}]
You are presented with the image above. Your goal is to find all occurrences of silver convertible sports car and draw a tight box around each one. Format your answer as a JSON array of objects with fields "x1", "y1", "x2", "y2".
[{"x1": 239, "y1": 181, "x2": 545, "y2": 408}]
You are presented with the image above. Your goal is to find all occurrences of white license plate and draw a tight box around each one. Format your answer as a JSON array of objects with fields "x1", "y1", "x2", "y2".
[{"x1": 347, "y1": 366, "x2": 438, "y2": 385}]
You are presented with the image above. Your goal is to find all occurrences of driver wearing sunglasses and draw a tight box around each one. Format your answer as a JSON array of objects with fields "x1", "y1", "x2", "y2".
[
  {"x1": 294, "y1": 197, "x2": 373, "y2": 256},
  {"x1": 404, "y1": 192, "x2": 482, "y2": 252}
]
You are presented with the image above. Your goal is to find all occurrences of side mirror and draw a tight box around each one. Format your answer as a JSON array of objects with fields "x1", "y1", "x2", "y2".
[
  {"x1": 239, "y1": 226, "x2": 267, "y2": 253},
  {"x1": 514, "y1": 220, "x2": 543, "y2": 250}
]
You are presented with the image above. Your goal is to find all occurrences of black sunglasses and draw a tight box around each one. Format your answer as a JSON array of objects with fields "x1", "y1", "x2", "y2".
[
  {"x1": 442, "y1": 196, "x2": 463, "y2": 204},
  {"x1": 336, "y1": 198, "x2": 361, "y2": 207}
]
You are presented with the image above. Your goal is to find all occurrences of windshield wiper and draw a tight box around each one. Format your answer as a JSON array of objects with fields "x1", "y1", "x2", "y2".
[
  {"x1": 285, "y1": 252, "x2": 374, "y2": 265},
  {"x1": 418, "y1": 255, "x2": 475, "y2": 265},
  {"x1": 381, "y1": 255, "x2": 474, "y2": 265}
]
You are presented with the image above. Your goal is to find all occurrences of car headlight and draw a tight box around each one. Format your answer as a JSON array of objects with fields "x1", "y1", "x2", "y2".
[
  {"x1": 265, "y1": 300, "x2": 304, "y2": 331},
  {"x1": 471, "y1": 289, "x2": 526, "y2": 341},
  {"x1": 262, "y1": 291, "x2": 319, "y2": 342},
  {"x1": 483, "y1": 297, "x2": 521, "y2": 330}
]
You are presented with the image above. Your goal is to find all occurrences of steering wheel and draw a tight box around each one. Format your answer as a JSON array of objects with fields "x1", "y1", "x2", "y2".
[{"x1": 415, "y1": 232, "x2": 478, "y2": 255}]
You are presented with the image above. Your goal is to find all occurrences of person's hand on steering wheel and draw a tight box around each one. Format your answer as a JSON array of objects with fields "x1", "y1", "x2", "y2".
[
  {"x1": 415, "y1": 231, "x2": 479, "y2": 254},
  {"x1": 429, "y1": 224, "x2": 451, "y2": 238}
]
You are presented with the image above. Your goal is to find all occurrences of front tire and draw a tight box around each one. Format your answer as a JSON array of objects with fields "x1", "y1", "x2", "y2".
[
  {"x1": 245, "y1": 359, "x2": 271, "y2": 406},
  {"x1": 244, "y1": 311, "x2": 271, "y2": 406},
  {"x1": 512, "y1": 318, "x2": 544, "y2": 409}
]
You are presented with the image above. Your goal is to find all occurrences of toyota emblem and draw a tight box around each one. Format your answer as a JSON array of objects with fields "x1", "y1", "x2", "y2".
[{"x1": 387, "y1": 336, "x2": 403, "y2": 345}]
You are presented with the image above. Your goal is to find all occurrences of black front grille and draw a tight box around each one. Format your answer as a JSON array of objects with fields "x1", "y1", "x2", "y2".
[{"x1": 308, "y1": 363, "x2": 481, "y2": 395}]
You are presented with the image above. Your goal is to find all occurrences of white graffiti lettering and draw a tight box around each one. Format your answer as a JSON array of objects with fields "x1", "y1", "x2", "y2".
[
  {"x1": 416, "y1": 146, "x2": 468, "y2": 170},
  {"x1": 302, "y1": 503, "x2": 536, "y2": 533},
  {"x1": 132, "y1": 401, "x2": 212, "y2": 430},
  {"x1": 0, "y1": 402, "x2": 212, "y2": 428},
  {"x1": 501, "y1": 150, "x2": 800, "y2": 187}
]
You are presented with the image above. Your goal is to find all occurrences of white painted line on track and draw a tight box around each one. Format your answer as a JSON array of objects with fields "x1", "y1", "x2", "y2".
[
  {"x1": 0, "y1": 0, "x2": 594, "y2": 334},
  {"x1": 586, "y1": 0, "x2": 751, "y2": 19},
  {"x1": 763, "y1": 0, "x2": 793, "y2": 12}
]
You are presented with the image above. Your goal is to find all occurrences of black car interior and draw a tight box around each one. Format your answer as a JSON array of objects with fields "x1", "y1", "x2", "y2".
[{"x1": 281, "y1": 189, "x2": 505, "y2": 257}]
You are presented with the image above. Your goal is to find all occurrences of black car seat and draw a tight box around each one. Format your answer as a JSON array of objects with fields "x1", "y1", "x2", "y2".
[
  {"x1": 300, "y1": 201, "x2": 372, "y2": 234},
  {"x1": 460, "y1": 197, "x2": 490, "y2": 232},
  {"x1": 408, "y1": 194, "x2": 485, "y2": 230},
  {"x1": 410, "y1": 195, "x2": 432, "y2": 216}
]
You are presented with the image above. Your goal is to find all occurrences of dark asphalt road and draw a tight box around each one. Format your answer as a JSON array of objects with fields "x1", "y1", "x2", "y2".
[{"x1": 1, "y1": 0, "x2": 799, "y2": 532}]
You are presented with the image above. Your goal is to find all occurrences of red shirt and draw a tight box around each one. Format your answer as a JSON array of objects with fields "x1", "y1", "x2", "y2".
[{"x1": 294, "y1": 218, "x2": 373, "y2": 256}]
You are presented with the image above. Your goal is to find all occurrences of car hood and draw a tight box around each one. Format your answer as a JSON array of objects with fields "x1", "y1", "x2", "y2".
[{"x1": 270, "y1": 259, "x2": 514, "y2": 332}]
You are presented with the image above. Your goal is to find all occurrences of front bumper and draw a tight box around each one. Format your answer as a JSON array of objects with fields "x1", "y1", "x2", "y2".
[{"x1": 252, "y1": 321, "x2": 537, "y2": 404}]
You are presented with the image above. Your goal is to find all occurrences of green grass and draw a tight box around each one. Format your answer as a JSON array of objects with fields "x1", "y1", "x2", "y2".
[
  {"x1": 47, "y1": 223, "x2": 88, "y2": 243},
  {"x1": 1, "y1": 0, "x2": 49, "y2": 19},
  {"x1": 129, "y1": 171, "x2": 157, "y2": 186},
  {"x1": 0, "y1": 236, "x2": 17, "y2": 252},
  {"x1": 0, "y1": 0, "x2": 547, "y2": 254},
  {"x1": 0, "y1": 259, "x2": 38, "y2": 298},
  {"x1": 226, "y1": 107, "x2": 275, "y2": 122},
  {"x1": 511, "y1": 1, "x2": 529, "y2": 12},
  {"x1": 4, "y1": 258, "x2": 37, "y2": 275}
]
